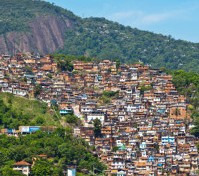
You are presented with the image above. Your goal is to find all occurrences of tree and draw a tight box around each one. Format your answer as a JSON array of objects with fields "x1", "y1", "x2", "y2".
[
  {"x1": 54, "y1": 128, "x2": 66, "y2": 139},
  {"x1": 50, "y1": 99, "x2": 59, "y2": 112},
  {"x1": 0, "y1": 151, "x2": 7, "y2": 167},
  {"x1": 31, "y1": 159, "x2": 53, "y2": 176},
  {"x1": 115, "y1": 59, "x2": 120, "y2": 70},
  {"x1": 0, "y1": 161, "x2": 25, "y2": 176},
  {"x1": 102, "y1": 91, "x2": 119, "y2": 98},
  {"x1": 34, "y1": 84, "x2": 42, "y2": 98},
  {"x1": 0, "y1": 130, "x2": 105, "y2": 175},
  {"x1": 100, "y1": 95, "x2": 111, "y2": 104},
  {"x1": 35, "y1": 116, "x2": 45, "y2": 125},
  {"x1": 190, "y1": 112, "x2": 199, "y2": 137},
  {"x1": 46, "y1": 73, "x2": 52, "y2": 79},
  {"x1": 112, "y1": 146, "x2": 119, "y2": 152},
  {"x1": 65, "y1": 114, "x2": 79, "y2": 125},
  {"x1": 93, "y1": 119, "x2": 102, "y2": 138},
  {"x1": 1, "y1": 168, "x2": 25, "y2": 176},
  {"x1": 140, "y1": 85, "x2": 152, "y2": 95},
  {"x1": 174, "y1": 108, "x2": 180, "y2": 117}
]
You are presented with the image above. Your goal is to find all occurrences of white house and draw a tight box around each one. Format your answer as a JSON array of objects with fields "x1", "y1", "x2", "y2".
[{"x1": 13, "y1": 161, "x2": 31, "y2": 176}]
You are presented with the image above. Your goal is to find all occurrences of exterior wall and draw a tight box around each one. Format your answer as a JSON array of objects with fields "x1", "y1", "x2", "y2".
[
  {"x1": 68, "y1": 168, "x2": 76, "y2": 176},
  {"x1": 13, "y1": 166, "x2": 30, "y2": 176},
  {"x1": 87, "y1": 114, "x2": 105, "y2": 123},
  {"x1": 170, "y1": 107, "x2": 187, "y2": 119},
  {"x1": 161, "y1": 136, "x2": 175, "y2": 145}
]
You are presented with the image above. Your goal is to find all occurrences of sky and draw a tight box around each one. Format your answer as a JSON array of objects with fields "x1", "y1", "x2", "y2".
[{"x1": 46, "y1": 0, "x2": 199, "y2": 43}]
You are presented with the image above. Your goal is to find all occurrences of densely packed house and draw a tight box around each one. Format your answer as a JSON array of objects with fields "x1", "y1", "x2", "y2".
[{"x1": 0, "y1": 53, "x2": 198, "y2": 176}]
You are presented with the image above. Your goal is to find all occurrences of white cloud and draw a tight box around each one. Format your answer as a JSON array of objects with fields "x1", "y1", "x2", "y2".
[
  {"x1": 141, "y1": 12, "x2": 175, "y2": 24},
  {"x1": 109, "y1": 9, "x2": 186, "y2": 26},
  {"x1": 112, "y1": 11, "x2": 143, "y2": 20}
]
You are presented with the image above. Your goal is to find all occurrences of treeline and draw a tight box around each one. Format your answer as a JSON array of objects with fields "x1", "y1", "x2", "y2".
[
  {"x1": 0, "y1": 0, "x2": 79, "y2": 35},
  {"x1": 59, "y1": 17, "x2": 199, "y2": 72},
  {"x1": 0, "y1": 129, "x2": 106, "y2": 176},
  {"x1": 1, "y1": 0, "x2": 199, "y2": 72}
]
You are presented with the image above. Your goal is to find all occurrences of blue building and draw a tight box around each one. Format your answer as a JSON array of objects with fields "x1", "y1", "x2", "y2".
[
  {"x1": 161, "y1": 136, "x2": 175, "y2": 145},
  {"x1": 148, "y1": 156, "x2": 155, "y2": 163},
  {"x1": 19, "y1": 126, "x2": 41, "y2": 134},
  {"x1": 60, "y1": 108, "x2": 73, "y2": 115}
]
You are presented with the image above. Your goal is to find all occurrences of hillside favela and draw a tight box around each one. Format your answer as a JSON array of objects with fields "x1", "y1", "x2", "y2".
[{"x1": 0, "y1": 0, "x2": 199, "y2": 176}]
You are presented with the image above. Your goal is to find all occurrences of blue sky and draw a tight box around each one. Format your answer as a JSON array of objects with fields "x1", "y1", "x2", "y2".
[{"x1": 46, "y1": 0, "x2": 199, "y2": 43}]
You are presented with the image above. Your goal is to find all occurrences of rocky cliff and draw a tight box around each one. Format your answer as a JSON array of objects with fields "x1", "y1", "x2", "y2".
[
  {"x1": 0, "y1": 15, "x2": 73, "y2": 55},
  {"x1": 1, "y1": 0, "x2": 199, "y2": 71}
]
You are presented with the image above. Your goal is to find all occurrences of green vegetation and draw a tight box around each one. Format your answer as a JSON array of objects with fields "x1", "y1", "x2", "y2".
[
  {"x1": 170, "y1": 70, "x2": 199, "y2": 137},
  {"x1": 0, "y1": 129, "x2": 106, "y2": 176},
  {"x1": 112, "y1": 146, "x2": 119, "y2": 152},
  {"x1": 1, "y1": 166, "x2": 25, "y2": 176},
  {"x1": 99, "y1": 91, "x2": 119, "y2": 105},
  {"x1": 171, "y1": 70, "x2": 199, "y2": 107},
  {"x1": 102, "y1": 91, "x2": 119, "y2": 98},
  {"x1": 140, "y1": 85, "x2": 153, "y2": 95},
  {"x1": 0, "y1": 0, "x2": 79, "y2": 35},
  {"x1": 60, "y1": 17, "x2": 199, "y2": 72},
  {"x1": 99, "y1": 95, "x2": 111, "y2": 105},
  {"x1": 52, "y1": 54, "x2": 74, "y2": 72},
  {"x1": 52, "y1": 54, "x2": 98, "y2": 72},
  {"x1": 190, "y1": 113, "x2": 199, "y2": 137},
  {"x1": 0, "y1": 92, "x2": 59, "y2": 129},
  {"x1": 34, "y1": 84, "x2": 42, "y2": 98},
  {"x1": 93, "y1": 118, "x2": 102, "y2": 138},
  {"x1": 0, "y1": 93, "x2": 105, "y2": 175},
  {"x1": 1, "y1": 0, "x2": 199, "y2": 71},
  {"x1": 31, "y1": 159, "x2": 61, "y2": 176},
  {"x1": 65, "y1": 114, "x2": 81, "y2": 126}
]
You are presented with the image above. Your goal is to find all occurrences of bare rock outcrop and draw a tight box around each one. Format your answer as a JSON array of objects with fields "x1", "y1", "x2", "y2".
[{"x1": 0, "y1": 15, "x2": 73, "y2": 55}]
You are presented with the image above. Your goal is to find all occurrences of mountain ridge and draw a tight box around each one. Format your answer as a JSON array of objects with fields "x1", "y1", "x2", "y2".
[
  {"x1": 0, "y1": 0, "x2": 79, "y2": 54},
  {"x1": 0, "y1": 0, "x2": 199, "y2": 71}
]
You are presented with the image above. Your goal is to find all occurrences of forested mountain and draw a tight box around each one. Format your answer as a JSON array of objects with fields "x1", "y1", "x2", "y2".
[
  {"x1": 1, "y1": 0, "x2": 199, "y2": 71},
  {"x1": 0, "y1": 0, "x2": 79, "y2": 54}
]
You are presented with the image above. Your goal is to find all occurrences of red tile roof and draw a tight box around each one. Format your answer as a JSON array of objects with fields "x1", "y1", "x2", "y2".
[{"x1": 14, "y1": 160, "x2": 31, "y2": 166}]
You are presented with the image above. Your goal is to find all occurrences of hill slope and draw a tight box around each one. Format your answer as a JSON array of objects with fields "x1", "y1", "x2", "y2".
[
  {"x1": 0, "y1": 92, "x2": 59, "y2": 128},
  {"x1": 0, "y1": 93, "x2": 106, "y2": 175},
  {"x1": 0, "y1": 0, "x2": 79, "y2": 54},
  {"x1": 61, "y1": 17, "x2": 199, "y2": 71},
  {"x1": 0, "y1": 0, "x2": 199, "y2": 71}
]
